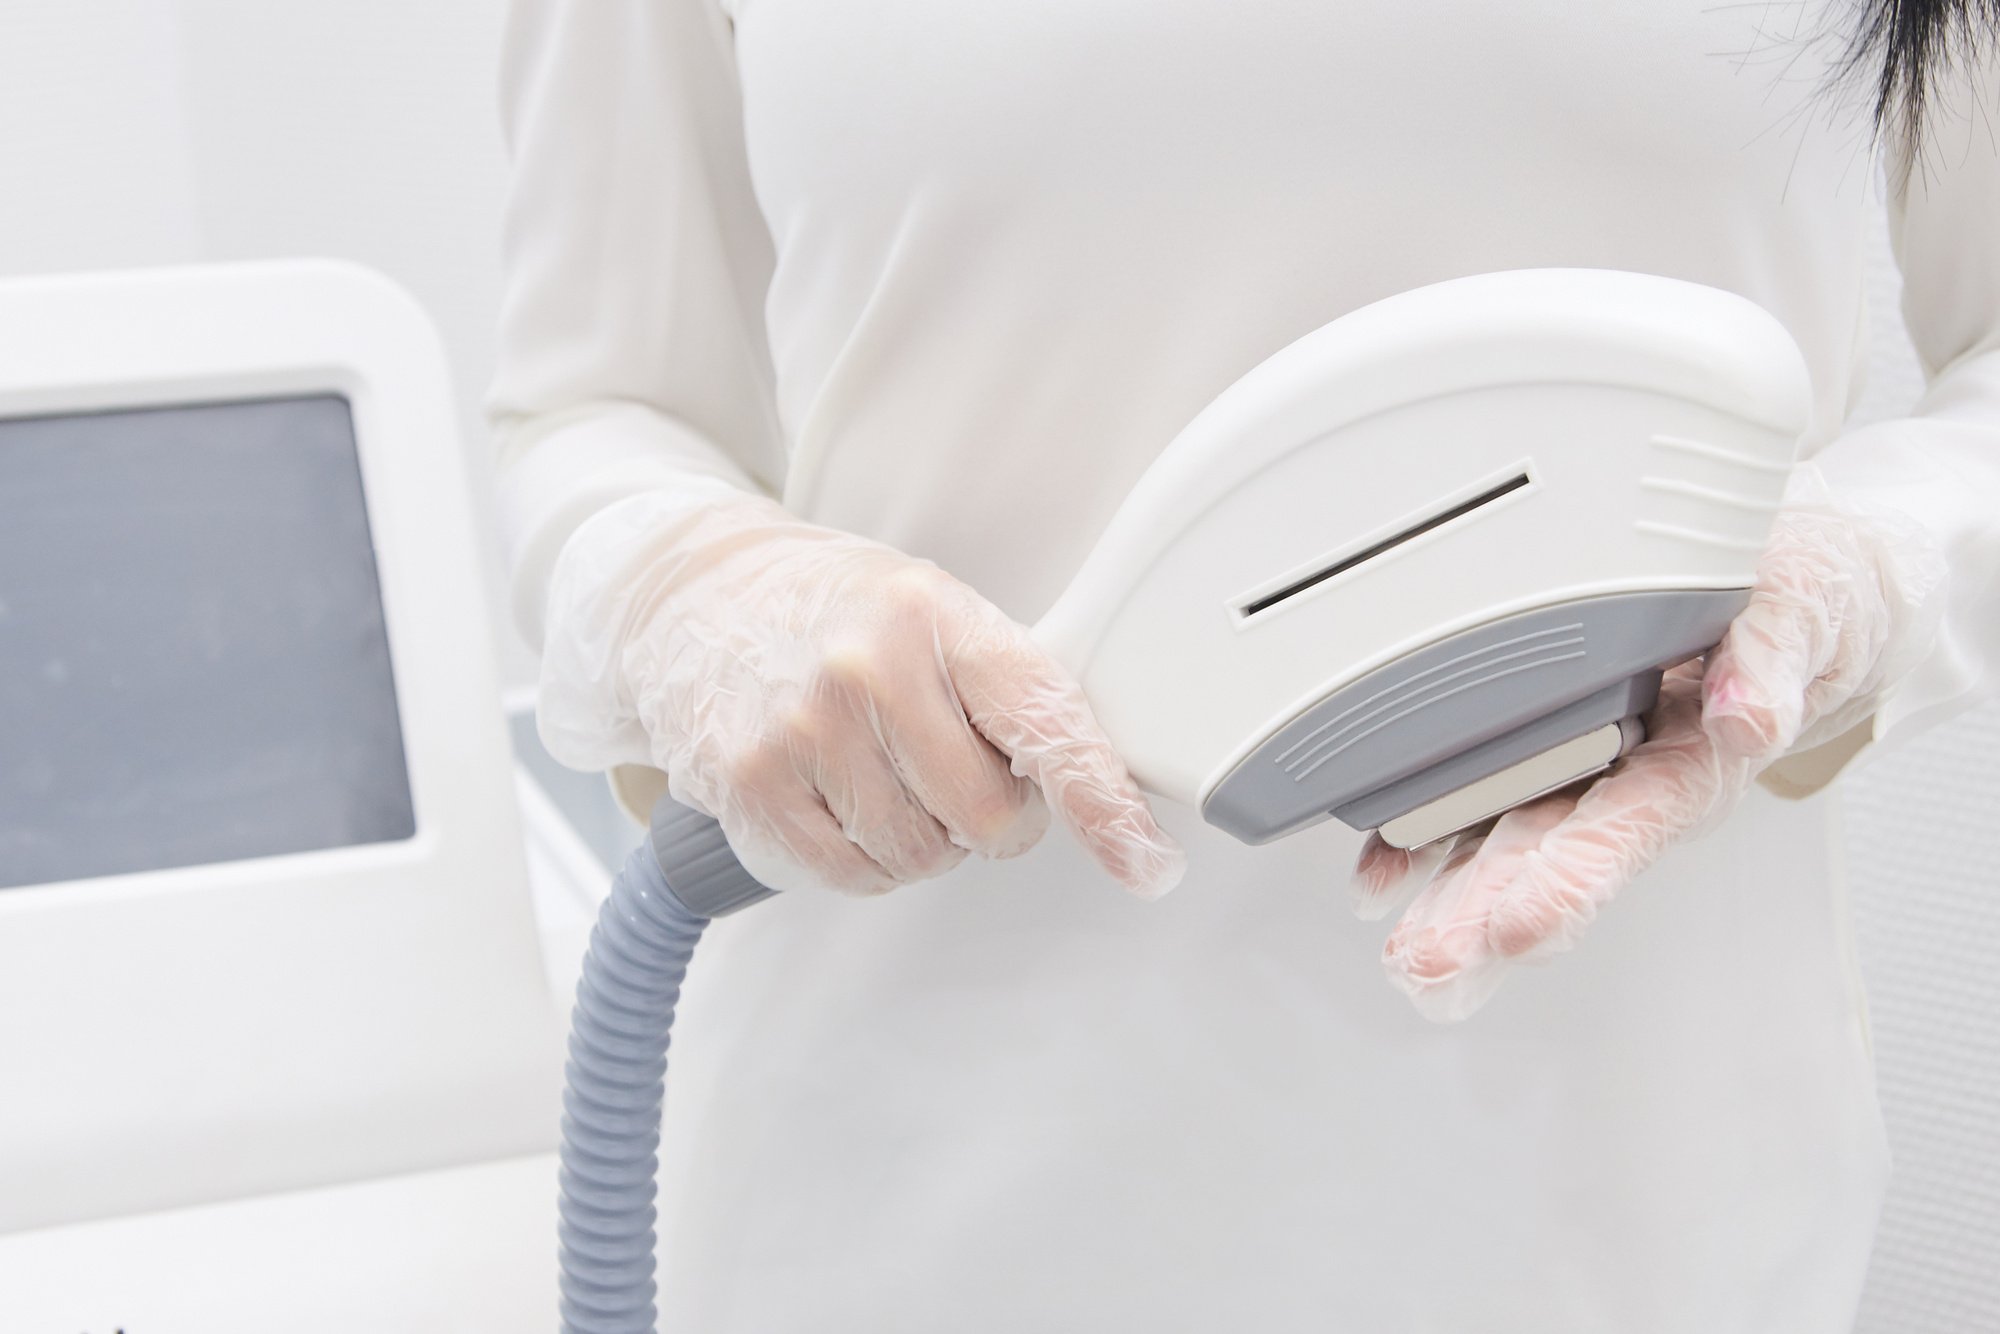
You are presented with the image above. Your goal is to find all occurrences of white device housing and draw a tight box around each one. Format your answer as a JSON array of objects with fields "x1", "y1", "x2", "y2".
[
  {"x1": 1037, "y1": 268, "x2": 1809, "y2": 839},
  {"x1": 0, "y1": 261, "x2": 560, "y2": 1232}
]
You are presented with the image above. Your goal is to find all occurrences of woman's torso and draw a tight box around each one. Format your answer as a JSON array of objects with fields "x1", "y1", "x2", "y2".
[{"x1": 660, "y1": 5, "x2": 1888, "y2": 1329}]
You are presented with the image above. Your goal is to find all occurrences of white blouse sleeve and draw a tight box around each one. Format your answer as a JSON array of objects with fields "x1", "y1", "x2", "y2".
[
  {"x1": 1761, "y1": 55, "x2": 2000, "y2": 798},
  {"x1": 484, "y1": 0, "x2": 784, "y2": 648}
]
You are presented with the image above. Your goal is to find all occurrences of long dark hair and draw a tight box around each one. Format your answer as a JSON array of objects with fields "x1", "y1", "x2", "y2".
[{"x1": 1831, "y1": 0, "x2": 1999, "y2": 154}]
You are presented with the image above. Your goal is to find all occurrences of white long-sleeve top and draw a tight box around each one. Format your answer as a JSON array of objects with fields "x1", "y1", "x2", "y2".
[{"x1": 487, "y1": 3, "x2": 2000, "y2": 1330}]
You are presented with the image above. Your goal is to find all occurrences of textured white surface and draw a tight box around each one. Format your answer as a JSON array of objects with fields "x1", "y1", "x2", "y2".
[{"x1": 1845, "y1": 170, "x2": 2000, "y2": 1334}]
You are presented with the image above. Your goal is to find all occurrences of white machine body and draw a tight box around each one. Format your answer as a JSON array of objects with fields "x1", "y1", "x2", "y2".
[
  {"x1": 0, "y1": 261, "x2": 561, "y2": 1247},
  {"x1": 1037, "y1": 268, "x2": 1809, "y2": 847}
]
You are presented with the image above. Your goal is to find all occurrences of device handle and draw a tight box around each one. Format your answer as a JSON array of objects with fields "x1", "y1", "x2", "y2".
[{"x1": 646, "y1": 797, "x2": 778, "y2": 917}]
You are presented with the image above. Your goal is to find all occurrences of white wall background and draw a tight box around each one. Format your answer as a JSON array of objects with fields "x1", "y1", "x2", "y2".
[{"x1": 1, "y1": 2, "x2": 1992, "y2": 1326}]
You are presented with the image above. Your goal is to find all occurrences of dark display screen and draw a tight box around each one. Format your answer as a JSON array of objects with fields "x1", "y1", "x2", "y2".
[{"x1": 0, "y1": 395, "x2": 416, "y2": 889}]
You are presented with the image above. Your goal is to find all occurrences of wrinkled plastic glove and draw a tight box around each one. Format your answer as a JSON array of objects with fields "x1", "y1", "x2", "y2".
[
  {"x1": 1347, "y1": 463, "x2": 1949, "y2": 1021},
  {"x1": 538, "y1": 484, "x2": 1185, "y2": 899}
]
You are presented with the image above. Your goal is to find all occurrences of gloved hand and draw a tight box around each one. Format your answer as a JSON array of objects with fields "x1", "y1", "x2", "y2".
[
  {"x1": 537, "y1": 483, "x2": 1186, "y2": 899},
  {"x1": 1347, "y1": 463, "x2": 1949, "y2": 1021}
]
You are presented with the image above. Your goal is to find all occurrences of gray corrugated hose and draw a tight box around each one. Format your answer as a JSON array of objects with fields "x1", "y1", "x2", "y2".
[{"x1": 557, "y1": 799, "x2": 774, "y2": 1333}]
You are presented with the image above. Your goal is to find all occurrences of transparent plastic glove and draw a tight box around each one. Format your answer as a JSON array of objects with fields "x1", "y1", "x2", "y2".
[
  {"x1": 1347, "y1": 463, "x2": 1948, "y2": 1021},
  {"x1": 537, "y1": 484, "x2": 1185, "y2": 899}
]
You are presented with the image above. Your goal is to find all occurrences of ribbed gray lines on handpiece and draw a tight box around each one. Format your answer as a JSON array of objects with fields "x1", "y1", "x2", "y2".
[
  {"x1": 1286, "y1": 645, "x2": 1588, "y2": 781},
  {"x1": 1201, "y1": 588, "x2": 1751, "y2": 844},
  {"x1": 1329, "y1": 677, "x2": 1656, "y2": 835},
  {"x1": 1274, "y1": 622, "x2": 1586, "y2": 764},
  {"x1": 1277, "y1": 624, "x2": 1588, "y2": 781}
]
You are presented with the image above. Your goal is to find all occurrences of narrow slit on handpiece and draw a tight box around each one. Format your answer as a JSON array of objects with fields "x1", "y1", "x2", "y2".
[{"x1": 1239, "y1": 471, "x2": 1533, "y2": 618}]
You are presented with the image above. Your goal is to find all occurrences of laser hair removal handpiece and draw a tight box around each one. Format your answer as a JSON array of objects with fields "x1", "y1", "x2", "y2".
[{"x1": 554, "y1": 269, "x2": 1810, "y2": 1330}]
